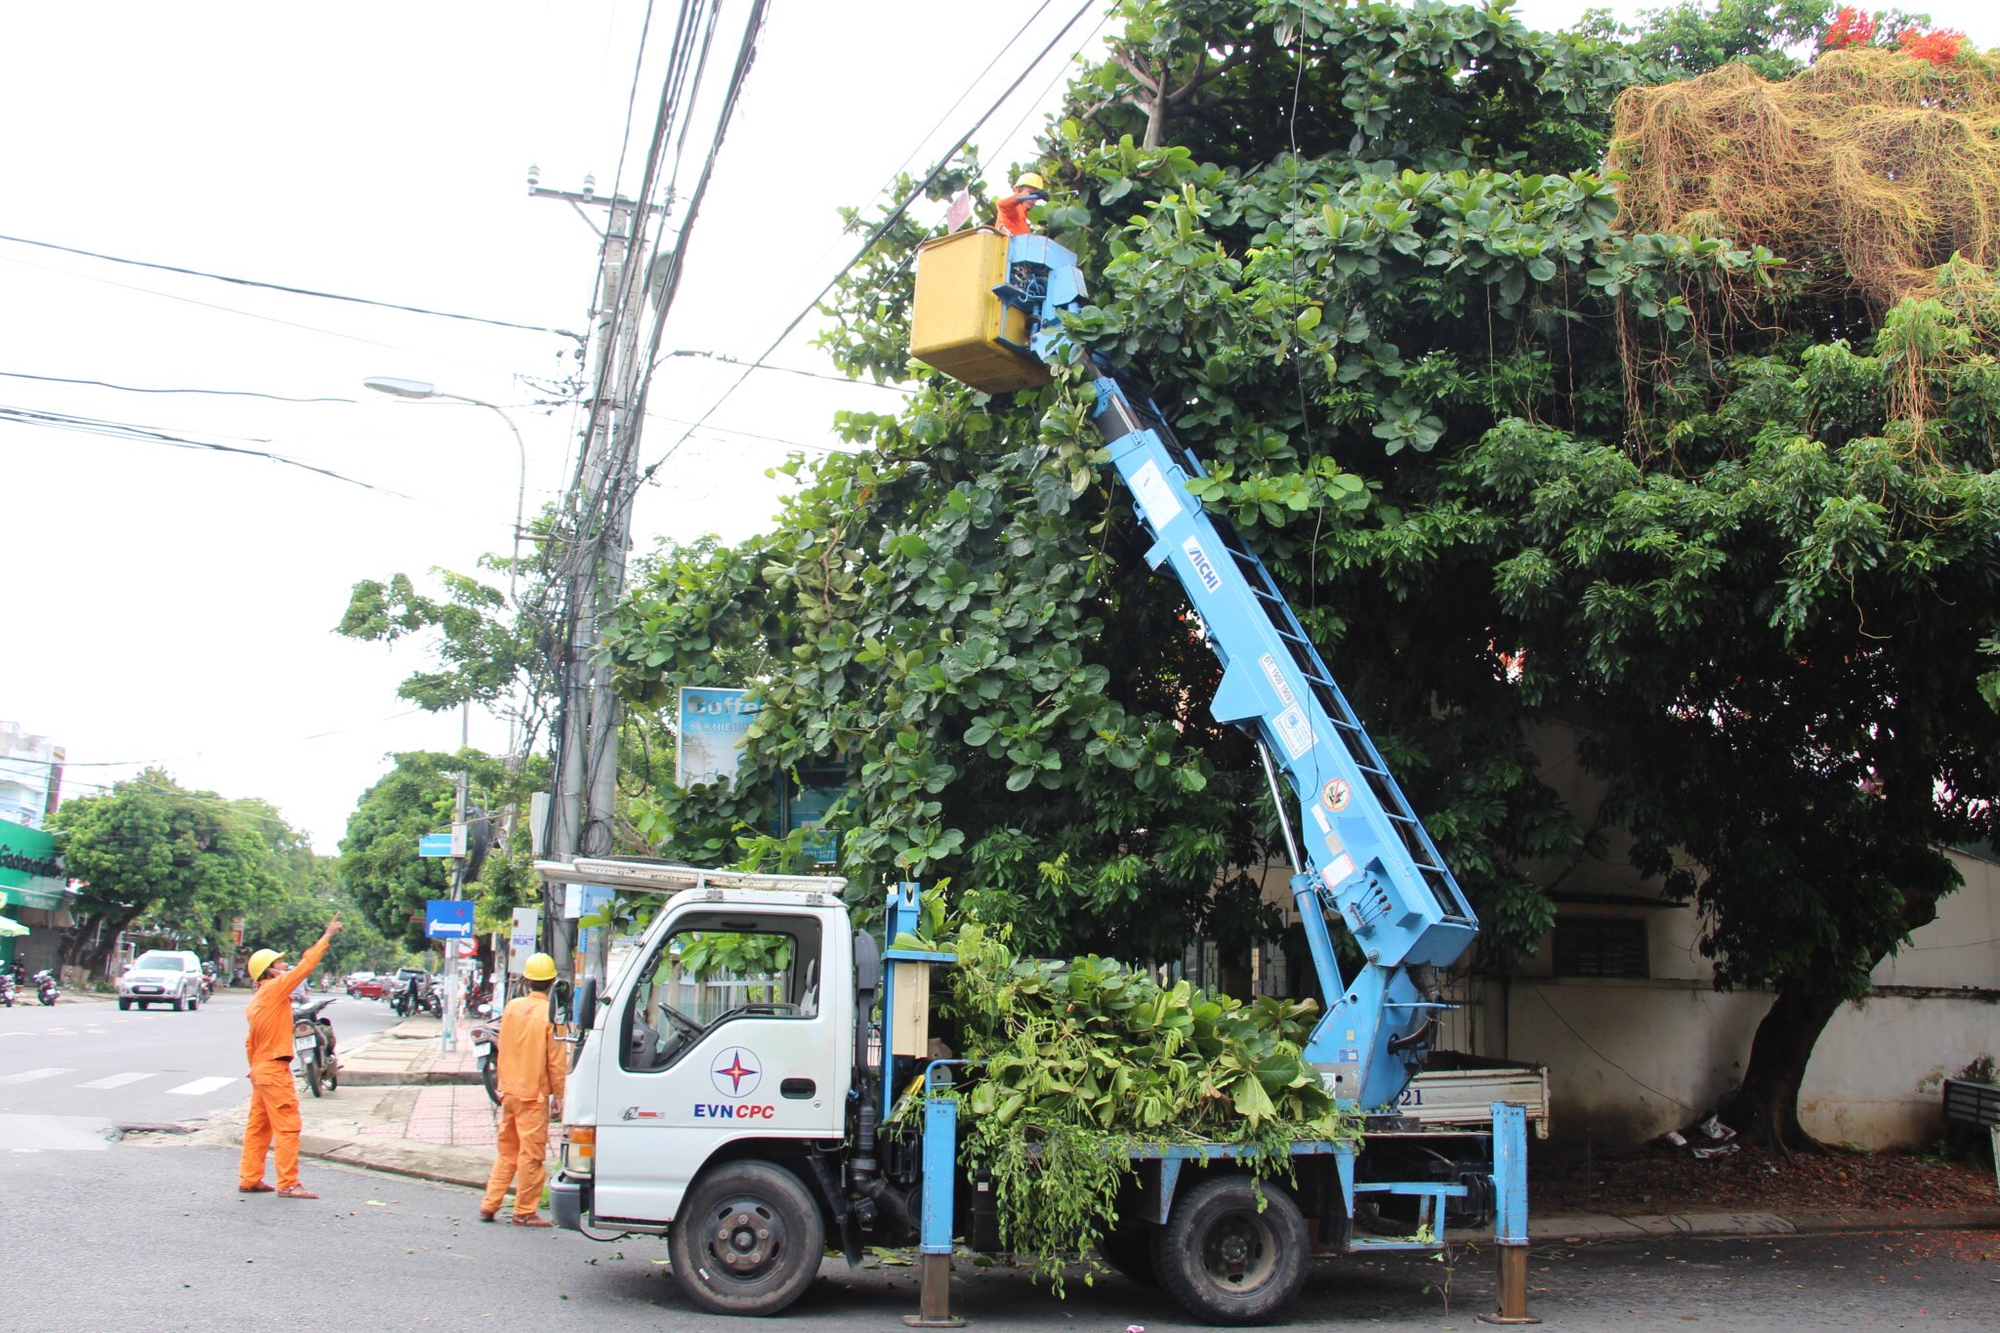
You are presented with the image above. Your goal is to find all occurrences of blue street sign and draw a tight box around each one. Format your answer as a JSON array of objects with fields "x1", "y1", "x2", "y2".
[
  {"x1": 425, "y1": 899, "x2": 475, "y2": 940},
  {"x1": 418, "y1": 833, "x2": 456, "y2": 858}
]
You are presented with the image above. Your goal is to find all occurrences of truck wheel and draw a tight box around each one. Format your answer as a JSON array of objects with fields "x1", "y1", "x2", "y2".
[
  {"x1": 1097, "y1": 1219, "x2": 1158, "y2": 1282},
  {"x1": 1154, "y1": 1174, "x2": 1309, "y2": 1326},
  {"x1": 668, "y1": 1162, "x2": 824, "y2": 1316}
]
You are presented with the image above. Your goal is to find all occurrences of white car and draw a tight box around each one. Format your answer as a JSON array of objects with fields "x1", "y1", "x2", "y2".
[{"x1": 118, "y1": 950, "x2": 205, "y2": 1011}]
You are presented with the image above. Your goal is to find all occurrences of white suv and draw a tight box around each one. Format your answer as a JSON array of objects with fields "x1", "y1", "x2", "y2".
[{"x1": 118, "y1": 950, "x2": 205, "y2": 1011}]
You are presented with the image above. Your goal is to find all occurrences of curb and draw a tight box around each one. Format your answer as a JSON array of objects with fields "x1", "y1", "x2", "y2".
[
  {"x1": 1530, "y1": 1205, "x2": 2000, "y2": 1244},
  {"x1": 301, "y1": 1133, "x2": 493, "y2": 1190},
  {"x1": 339, "y1": 1069, "x2": 485, "y2": 1087}
]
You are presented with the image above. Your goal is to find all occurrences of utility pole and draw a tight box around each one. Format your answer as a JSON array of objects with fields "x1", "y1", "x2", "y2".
[
  {"x1": 532, "y1": 168, "x2": 658, "y2": 988},
  {"x1": 444, "y1": 763, "x2": 468, "y2": 1055}
]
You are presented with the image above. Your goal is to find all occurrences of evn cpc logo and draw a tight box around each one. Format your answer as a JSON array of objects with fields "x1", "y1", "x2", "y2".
[{"x1": 710, "y1": 1047, "x2": 762, "y2": 1098}]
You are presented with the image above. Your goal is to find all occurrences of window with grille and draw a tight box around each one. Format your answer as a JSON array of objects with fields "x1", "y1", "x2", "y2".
[{"x1": 1552, "y1": 916, "x2": 1649, "y2": 979}]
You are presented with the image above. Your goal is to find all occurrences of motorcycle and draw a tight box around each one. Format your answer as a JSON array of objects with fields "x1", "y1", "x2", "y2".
[
  {"x1": 31, "y1": 969, "x2": 59, "y2": 1006},
  {"x1": 391, "y1": 978, "x2": 419, "y2": 1018},
  {"x1": 422, "y1": 978, "x2": 445, "y2": 1019},
  {"x1": 291, "y1": 995, "x2": 341, "y2": 1097},
  {"x1": 471, "y1": 1004, "x2": 500, "y2": 1106},
  {"x1": 0, "y1": 972, "x2": 14, "y2": 1007},
  {"x1": 198, "y1": 968, "x2": 216, "y2": 1002}
]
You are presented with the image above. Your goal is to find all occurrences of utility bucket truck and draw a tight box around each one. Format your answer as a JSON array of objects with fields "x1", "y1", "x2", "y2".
[{"x1": 536, "y1": 227, "x2": 1534, "y2": 1325}]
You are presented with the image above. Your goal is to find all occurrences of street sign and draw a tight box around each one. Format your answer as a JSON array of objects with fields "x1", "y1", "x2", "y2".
[
  {"x1": 418, "y1": 833, "x2": 456, "y2": 858},
  {"x1": 424, "y1": 899, "x2": 475, "y2": 940}
]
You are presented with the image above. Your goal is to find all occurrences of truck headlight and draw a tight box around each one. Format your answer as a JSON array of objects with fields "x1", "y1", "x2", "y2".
[{"x1": 563, "y1": 1125, "x2": 595, "y2": 1176}]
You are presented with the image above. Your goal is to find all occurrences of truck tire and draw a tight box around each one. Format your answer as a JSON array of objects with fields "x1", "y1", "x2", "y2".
[
  {"x1": 669, "y1": 1161, "x2": 824, "y2": 1316},
  {"x1": 1097, "y1": 1218, "x2": 1158, "y2": 1282},
  {"x1": 1153, "y1": 1174, "x2": 1309, "y2": 1326}
]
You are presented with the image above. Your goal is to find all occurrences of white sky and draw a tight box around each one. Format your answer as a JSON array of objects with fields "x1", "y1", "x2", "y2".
[{"x1": 3, "y1": 0, "x2": 1997, "y2": 853}]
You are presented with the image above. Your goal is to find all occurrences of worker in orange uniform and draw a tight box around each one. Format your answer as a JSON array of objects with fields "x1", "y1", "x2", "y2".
[
  {"x1": 479, "y1": 951, "x2": 567, "y2": 1226},
  {"x1": 239, "y1": 915, "x2": 342, "y2": 1198},
  {"x1": 995, "y1": 171, "x2": 1047, "y2": 235}
]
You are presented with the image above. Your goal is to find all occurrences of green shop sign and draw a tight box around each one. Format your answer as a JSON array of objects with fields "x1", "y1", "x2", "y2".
[{"x1": 0, "y1": 820, "x2": 65, "y2": 910}]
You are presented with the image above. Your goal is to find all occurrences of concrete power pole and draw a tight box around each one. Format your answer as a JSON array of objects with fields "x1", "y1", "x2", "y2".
[{"x1": 532, "y1": 171, "x2": 656, "y2": 986}]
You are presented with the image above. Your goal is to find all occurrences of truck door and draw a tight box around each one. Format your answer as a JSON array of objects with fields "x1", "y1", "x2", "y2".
[{"x1": 592, "y1": 906, "x2": 843, "y2": 1224}]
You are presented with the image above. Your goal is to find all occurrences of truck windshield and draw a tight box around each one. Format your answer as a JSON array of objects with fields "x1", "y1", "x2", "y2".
[{"x1": 621, "y1": 913, "x2": 822, "y2": 1073}]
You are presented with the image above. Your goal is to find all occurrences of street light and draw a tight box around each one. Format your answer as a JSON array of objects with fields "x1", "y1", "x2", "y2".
[{"x1": 362, "y1": 377, "x2": 527, "y2": 605}]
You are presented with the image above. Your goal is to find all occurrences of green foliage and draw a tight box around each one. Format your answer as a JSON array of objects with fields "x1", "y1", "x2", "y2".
[
  {"x1": 48, "y1": 770, "x2": 287, "y2": 975},
  {"x1": 337, "y1": 563, "x2": 551, "y2": 754},
  {"x1": 337, "y1": 750, "x2": 548, "y2": 951},
  {"x1": 941, "y1": 910, "x2": 1359, "y2": 1283},
  {"x1": 1577, "y1": 0, "x2": 1832, "y2": 81},
  {"x1": 607, "y1": 2, "x2": 1999, "y2": 1154}
]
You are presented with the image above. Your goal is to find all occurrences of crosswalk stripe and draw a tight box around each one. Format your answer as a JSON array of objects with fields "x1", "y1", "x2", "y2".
[
  {"x1": 76, "y1": 1072, "x2": 155, "y2": 1090},
  {"x1": 165, "y1": 1076, "x2": 236, "y2": 1097},
  {"x1": 0, "y1": 1067, "x2": 74, "y2": 1085}
]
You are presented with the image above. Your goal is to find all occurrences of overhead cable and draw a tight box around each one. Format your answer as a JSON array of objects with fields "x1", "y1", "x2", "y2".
[
  {"x1": 634, "y1": 0, "x2": 1101, "y2": 486},
  {"x1": 0, "y1": 369, "x2": 357, "y2": 404},
  {"x1": 0, "y1": 404, "x2": 415, "y2": 498},
  {"x1": 0, "y1": 231, "x2": 579, "y2": 338}
]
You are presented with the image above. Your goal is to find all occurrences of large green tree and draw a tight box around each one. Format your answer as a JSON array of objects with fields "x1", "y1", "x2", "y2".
[
  {"x1": 50, "y1": 770, "x2": 285, "y2": 977},
  {"x1": 609, "y1": 0, "x2": 2000, "y2": 1148},
  {"x1": 338, "y1": 749, "x2": 548, "y2": 976}
]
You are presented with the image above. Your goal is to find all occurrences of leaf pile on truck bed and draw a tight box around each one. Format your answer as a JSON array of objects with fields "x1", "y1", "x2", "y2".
[{"x1": 930, "y1": 920, "x2": 1359, "y2": 1285}]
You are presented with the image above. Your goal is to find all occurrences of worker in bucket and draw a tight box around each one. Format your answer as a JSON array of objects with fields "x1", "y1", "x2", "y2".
[
  {"x1": 239, "y1": 915, "x2": 343, "y2": 1198},
  {"x1": 479, "y1": 951, "x2": 567, "y2": 1226},
  {"x1": 995, "y1": 171, "x2": 1048, "y2": 235}
]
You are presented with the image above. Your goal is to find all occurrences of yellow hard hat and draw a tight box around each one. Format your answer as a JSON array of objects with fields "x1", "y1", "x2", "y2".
[
  {"x1": 523, "y1": 952, "x2": 557, "y2": 981},
  {"x1": 1014, "y1": 172, "x2": 1047, "y2": 193},
  {"x1": 248, "y1": 949, "x2": 284, "y2": 981}
]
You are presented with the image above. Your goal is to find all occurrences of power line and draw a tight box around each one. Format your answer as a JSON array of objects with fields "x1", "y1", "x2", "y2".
[
  {"x1": 0, "y1": 232, "x2": 579, "y2": 338},
  {"x1": 743, "y1": 0, "x2": 1066, "y2": 328},
  {"x1": 633, "y1": 0, "x2": 1101, "y2": 487},
  {"x1": 0, "y1": 369, "x2": 357, "y2": 404},
  {"x1": 0, "y1": 404, "x2": 416, "y2": 498}
]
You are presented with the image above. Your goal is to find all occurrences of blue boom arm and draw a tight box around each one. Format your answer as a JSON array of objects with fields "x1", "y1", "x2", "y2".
[{"x1": 999, "y1": 233, "x2": 1478, "y2": 1110}]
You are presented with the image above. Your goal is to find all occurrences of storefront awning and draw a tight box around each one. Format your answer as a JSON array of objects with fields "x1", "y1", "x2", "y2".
[{"x1": 0, "y1": 913, "x2": 28, "y2": 937}]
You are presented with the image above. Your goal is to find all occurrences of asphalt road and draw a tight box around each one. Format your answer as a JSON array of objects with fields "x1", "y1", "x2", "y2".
[
  {"x1": 3, "y1": 1138, "x2": 1995, "y2": 1332},
  {"x1": 0, "y1": 989, "x2": 400, "y2": 1124}
]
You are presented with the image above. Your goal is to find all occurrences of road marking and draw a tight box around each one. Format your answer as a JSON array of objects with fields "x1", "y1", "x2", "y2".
[
  {"x1": 165, "y1": 1076, "x2": 236, "y2": 1097},
  {"x1": 0, "y1": 1068, "x2": 75, "y2": 1084},
  {"x1": 76, "y1": 1072, "x2": 155, "y2": 1090}
]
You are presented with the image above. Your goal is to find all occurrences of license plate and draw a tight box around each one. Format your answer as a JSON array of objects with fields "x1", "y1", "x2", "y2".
[
  {"x1": 475, "y1": 1042, "x2": 492, "y2": 1057},
  {"x1": 294, "y1": 1038, "x2": 316, "y2": 1059},
  {"x1": 136, "y1": 987, "x2": 160, "y2": 994}
]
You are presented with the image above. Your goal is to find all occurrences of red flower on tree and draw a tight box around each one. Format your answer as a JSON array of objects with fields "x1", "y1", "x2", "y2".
[
  {"x1": 1896, "y1": 26, "x2": 1966, "y2": 67},
  {"x1": 1821, "y1": 7, "x2": 1877, "y2": 51}
]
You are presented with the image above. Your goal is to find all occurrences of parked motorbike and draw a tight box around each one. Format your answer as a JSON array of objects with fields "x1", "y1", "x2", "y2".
[
  {"x1": 291, "y1": 995, "x2": 341, "y2": 1097},
  {"x1": 422, "y1": 978, "x2": 445, "y2": 1019},
  {"x1": 31, "y1": 969, "x2": 59, "y2": 1006},
  {"x1": 0, "y1": 972, "x2": 14, "y2": 1007},
  {"x1": 471, "y1": 1004, "x2": 500, "y2": 1106},
  {"x1": 391, "y1": 979, "x2": 418, "y2": 1018}
]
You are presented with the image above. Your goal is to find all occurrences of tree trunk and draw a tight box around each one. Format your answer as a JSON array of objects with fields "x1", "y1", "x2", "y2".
[
  {"x1": 1719, "y1": 986, "x2": 1846, "y2": 1152},
  {"x1": 1723, "y1": 894, "x2": 1941, "y2": 1153}
]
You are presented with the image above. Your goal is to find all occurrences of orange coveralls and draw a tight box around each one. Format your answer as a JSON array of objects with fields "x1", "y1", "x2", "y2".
[
  {"x1": 994, "y1": 187, "x2": 1045, "y2": 236},
  {"x1": 481, "y1": 992, "x2": 567, "y2": 1219},
  {"x1": 238, "y1": 934, "x2": 331, "y2": 1190}
]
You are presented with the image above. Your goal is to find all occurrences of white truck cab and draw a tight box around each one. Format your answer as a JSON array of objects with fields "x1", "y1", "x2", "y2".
[{"x1": 545, "y1": 861, "x2": 858, "y2": 1312}]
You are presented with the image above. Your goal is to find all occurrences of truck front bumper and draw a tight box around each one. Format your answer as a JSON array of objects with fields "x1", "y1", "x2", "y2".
[{"x1": 551, "y1": 1175, "x2": 586, "y2": 1231}]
